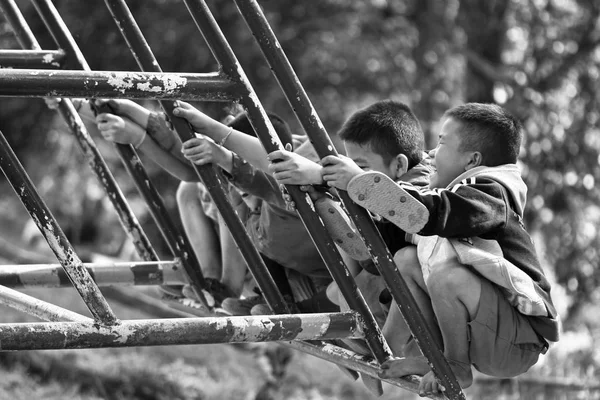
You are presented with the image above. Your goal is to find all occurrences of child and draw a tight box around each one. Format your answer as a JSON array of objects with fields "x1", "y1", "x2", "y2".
[
  {"x1": 325, "y1": 102, "x2": 561, "y2": 396},
  {"x1": 172, "y1": 102, "x2": 337, "y2": 315},
  {"x1": 97, "y1": 100, "x2": 336, "y2": 314},
  {"x1": 267, "y1": 100, "x2": 432, "y2": 326},
  {"x1": 95, "y1": 104, "x2": 257, "y2": 303}
]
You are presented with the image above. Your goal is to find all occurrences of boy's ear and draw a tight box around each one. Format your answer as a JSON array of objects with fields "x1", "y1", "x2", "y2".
[
  {"x1": 393, "y1": 154, "x2": 409, "y2": 179},
  {"x1": 465, "y1": 151, "x2": 483, "y2": 170}
]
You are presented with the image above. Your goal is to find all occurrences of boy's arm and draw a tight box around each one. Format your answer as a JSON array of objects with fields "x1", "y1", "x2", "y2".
[
  {"x1": 173, "y1": 101, "x2": 271, "y2": 172},
  {"x1": 267, "y1": 149, "x2": 324, "y2": 185},
  {"x1": 223, "y1": 154, "x2": 288, "y2": 209},
  {"x1": 389, "y1": 179, "x2": 509, "y2": 237},
  {"x1": 96, "y1": 112, "x2": 199, "y2": 182},
  {"x1": 137, "y1": 135, "x2": 199, "y2": 182}
]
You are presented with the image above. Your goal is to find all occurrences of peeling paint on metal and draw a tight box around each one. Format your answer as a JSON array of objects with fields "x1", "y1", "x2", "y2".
[{"x1": 107, "y1": 74, "x2": 135, "y2": 93}]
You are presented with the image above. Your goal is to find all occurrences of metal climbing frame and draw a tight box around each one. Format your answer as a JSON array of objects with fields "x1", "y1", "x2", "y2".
[{"x1": 0, "y1": 0, "x2": 464, "y2": 398}]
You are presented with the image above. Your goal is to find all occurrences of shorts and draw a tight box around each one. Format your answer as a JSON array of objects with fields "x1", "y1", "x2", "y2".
[{"x1": 468, "y1": 278, "x2": 548, "y2": 377}]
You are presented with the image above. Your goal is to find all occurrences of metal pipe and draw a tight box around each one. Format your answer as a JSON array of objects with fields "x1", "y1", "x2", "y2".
[
  {"x1": 0, "y1": 130, "x2": 118, "y2": 325},
  {"x1": 102, "y1": 0, "x2": 289, "y2": 313},
  {"x1": 184, "y1": 0, "x2": 393, "y2": 363},
  {"x1": 0, "y1": 312, "x2": 361, "y2": 350},
  {"x1": 286, "y1": 341, "x2": 445, "y2": 400},
  {"x1": 234, "y1": 2, "x2": 465, "y2": 398},
  {"x1": 0, "y1": 68, "x2": 241, "y2": 100},
  {"x1": 0, "y1": 49, "x2": 65, "y2": 68},
  {"x1": 0, "y1": 261, "x2": 186, "y2": 288},
  {"x1": 0, "y1": 285, "x2": 93, "y2": 322}
]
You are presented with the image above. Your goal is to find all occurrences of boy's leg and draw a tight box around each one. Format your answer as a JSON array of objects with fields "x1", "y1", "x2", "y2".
[
  {"x1": 217, "y1": 212, "x2": 247, "y2": 297},
  {"x1": 176, "y1": 182, "x2": 222, "y2": 280},
  {"x1": 380, "y1": 261, "x2": 479, "y2": 392},
  {"x1": 382, "y1": 246, "x2": 442, "y2": 356}
]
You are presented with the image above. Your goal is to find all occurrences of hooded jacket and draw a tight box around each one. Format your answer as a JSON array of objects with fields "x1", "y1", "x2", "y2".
[{"x1": 401, "y1": 164, "x2": 560, "y2": 343}]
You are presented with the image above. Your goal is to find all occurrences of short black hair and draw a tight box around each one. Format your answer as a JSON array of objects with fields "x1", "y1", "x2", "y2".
[
  {"x1": 228, "y1": 111, "x2": 293, "y2": 149},
  {"x1": 338, "y1": 100, "x2": 424, "y2": 168},
  {"x1": 444, "y1": 103, "x2": 523, "y2": 166}
]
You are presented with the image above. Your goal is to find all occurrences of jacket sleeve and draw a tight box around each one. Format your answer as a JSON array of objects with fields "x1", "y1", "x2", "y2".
[
  {"x1": 400, "y1": 178, "x2": 510, "y2": 238},
  {"x1": 223, "y1": 154, "x2": 289, "y2": 210}
]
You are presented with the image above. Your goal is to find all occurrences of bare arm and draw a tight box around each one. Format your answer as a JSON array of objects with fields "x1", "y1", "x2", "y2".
[{"x1": 173, "y1": 101, "x2": 271, "y2": 171}]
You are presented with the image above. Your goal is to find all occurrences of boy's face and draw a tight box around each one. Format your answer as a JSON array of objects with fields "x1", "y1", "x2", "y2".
[
  {"x1": 428, "y1": 117, "x2": 473, "y2": 189},
  {"x1": 344, "y1": 141, "x2": 400, "y2": 179}
]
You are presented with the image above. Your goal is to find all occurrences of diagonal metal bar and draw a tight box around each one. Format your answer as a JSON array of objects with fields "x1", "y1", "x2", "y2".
[
  {"x1": 183, "y1": 0, "x2": 394, "y2": 364},
  {"x1": 101, "y1": 0, "x2": 289, "y2": 313},
  {"x1": 233, "y1": 1, "x2": 465, "y2": 398},
  {"x1": 0, "y1": 130, "x2": 118, "y2": 325},
  {"x1": 0, "y1": 49, "x2": 65, "y2": 68},
  {"x1": 0, "y1": 284, "x2": 93, "y2": 322},
  {"x1": 32, "y1": 0, "x2": 213, "y2": 309}
]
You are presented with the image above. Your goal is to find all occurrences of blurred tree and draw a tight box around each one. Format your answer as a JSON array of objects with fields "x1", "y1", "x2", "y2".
[{"x1": 1, "y1": 0, "x2": 600, "y2": 329}]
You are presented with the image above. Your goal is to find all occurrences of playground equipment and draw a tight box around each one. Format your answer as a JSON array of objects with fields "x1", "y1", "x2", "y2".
[{"x1": 0, "y1": 1, "x2": 465, "y2": 398}]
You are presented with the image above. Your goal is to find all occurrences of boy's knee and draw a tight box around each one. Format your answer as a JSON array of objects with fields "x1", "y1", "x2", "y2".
[
  {"x1": 393, "y1": 246, "x2": 419, "y2": 276},
  {"x1": 427, "y1": 264, "x2": 481, "y2": 304},
  {"x1": 176, "y1": 181, "x2": 199, "y2": 204}
]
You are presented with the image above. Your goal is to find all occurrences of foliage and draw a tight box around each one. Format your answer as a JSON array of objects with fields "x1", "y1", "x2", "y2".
[{"x1": 1, "y1": 0, "x2": 600, "y2": 335}]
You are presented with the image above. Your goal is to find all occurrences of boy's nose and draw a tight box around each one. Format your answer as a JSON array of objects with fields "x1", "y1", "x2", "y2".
[{"x1": 428, "y1": 148, "x2": 436, "y2": 158}]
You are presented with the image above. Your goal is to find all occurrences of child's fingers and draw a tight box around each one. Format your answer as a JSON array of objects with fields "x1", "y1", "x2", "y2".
[
  {"x1": 181, "y1": 137, "x2": 206, "y2": 149},
  {"x1": 267, "y1": 149, "x2": 288, "y2": 162},
  {"x1": 321, "y1": 155, "x2": 340, "y2": 166}
]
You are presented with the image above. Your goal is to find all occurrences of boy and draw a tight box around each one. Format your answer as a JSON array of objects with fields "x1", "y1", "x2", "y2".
[
  {"x1": 172, "y1": 102, "x2": 337, "y2": 315},
  {"x1": 324, "y1": 103, "x2": 560, "y2": 395},
  {"x1": 267, "y1": 100, "x2": 432, "y2": 325}
]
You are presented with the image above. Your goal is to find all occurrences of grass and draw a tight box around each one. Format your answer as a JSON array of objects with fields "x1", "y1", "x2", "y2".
[{"x1": 1, "y1": 190, "x2": 599, "y2": 399}]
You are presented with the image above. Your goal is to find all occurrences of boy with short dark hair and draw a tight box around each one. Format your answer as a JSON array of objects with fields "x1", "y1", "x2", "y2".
[
  {"x1": 325, "y1": 103, "x2": 560, "y2": 395},
  {"x1": 268, "y1": 99, "x2": 432, "y2": 326}
]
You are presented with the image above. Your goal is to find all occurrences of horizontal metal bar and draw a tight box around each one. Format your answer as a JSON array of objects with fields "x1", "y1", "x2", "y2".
[
  {"x1": 286, "y1": 340, "x2": 444, "y2": 399},
  {"x1": 0, "y1": 49, "x2": 65, "y2": 68},
  {"x1": 0, "y1": 312, "x2": 361, "y2": 350},
  {"x1": 0, "y1": 284, "x2": 93, "y2": 322},
  {"x1": 0, "y1": 261, "x2": 186, "y2": 288},
  {"x1": 0, "y1": 69, "x2": 244, "y2": 100}
]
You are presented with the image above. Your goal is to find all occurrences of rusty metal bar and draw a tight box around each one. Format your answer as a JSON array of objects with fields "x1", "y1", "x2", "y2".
[
  {"x1": 0, "y1": 261, "x2": 186, "y2": 288},
  {"x1": 0, "y1": 68, "x2": 240, "y2": 100},
  {"x1": 102, "y1": 0, "x2": 289, "y2": 313},
  {"x1": 235, "y1": 2, "x2": 465, "y2": 398},
  {"x1": 0, "y1": 49, "x2": 65, "y2": 68},
  {"x1": 0, "y1": 130, "x2": 118, "y2": 325},
  {"x1": 286, "y1": 341, "x2": 445, "y2": 400},
  {"x1": 0, "y1": 285, "x2": 93, "y2": 322},
  {"x1": 185, "y1": 0, "x2": 393, "y2": 363},
  {"x1": 0, "y1": 311, "x2": 361, "y2": 350},
  {"x1": 31, "y1": 0, "x2": 209, "y2": 308}
]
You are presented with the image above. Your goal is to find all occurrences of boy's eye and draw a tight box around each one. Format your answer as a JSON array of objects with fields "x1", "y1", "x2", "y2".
[{"x1": 358, "y1": 166, "x2": 370, "y2": 171}]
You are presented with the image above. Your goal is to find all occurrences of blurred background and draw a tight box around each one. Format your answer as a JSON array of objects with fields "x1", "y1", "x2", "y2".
[{"x1": 1, "y1": 0, "x2": 599, "y2": 399}]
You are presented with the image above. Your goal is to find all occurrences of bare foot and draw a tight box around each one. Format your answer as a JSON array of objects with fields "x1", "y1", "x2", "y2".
[
  {"x1": 378, "y1": 356, "x2": 430, "y2": 379},
  {"x1": 418, "y1": 362, "x2": 472, "y2": 397},
  {"x1": 379, "y1": 357, "x2": 473, "y2": 396}
]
